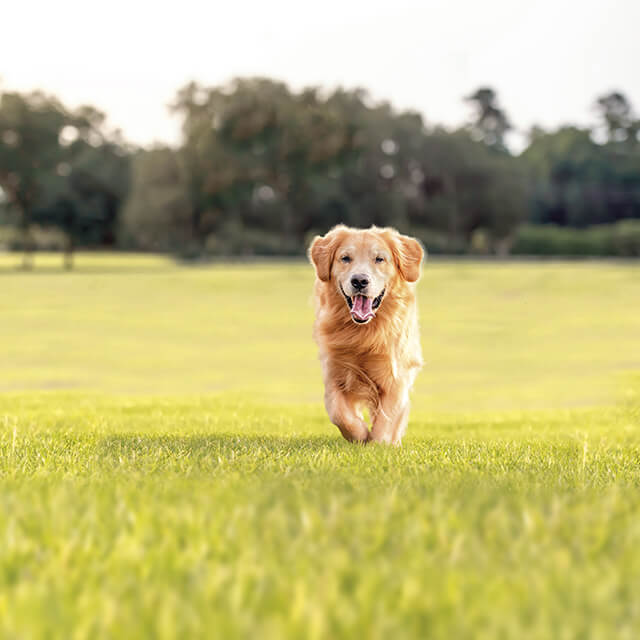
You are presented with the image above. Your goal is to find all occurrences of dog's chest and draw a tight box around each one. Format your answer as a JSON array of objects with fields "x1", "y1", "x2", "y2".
[{"x1": 342, "y1": 350, "x2": 397, "y2": 391}]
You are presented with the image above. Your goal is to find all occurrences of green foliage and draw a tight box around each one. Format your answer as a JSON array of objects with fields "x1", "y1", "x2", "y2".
[
  {"x1": 416, "y1": 129, "x2": 528, "y2": 251},
  {"x1": 612, "y1": 219, "x2": 640, "y2": 256},
  {"x1": 0, "y1": 90, "x2": 68, "y2": 216},
  {"x1": 1, "y1": 258, "x2": 640, "y2": 638},
  {"x1": 465, "y1": 87, "x2": 512, "y2": 152},
  {"x1": 3, "y1": 82, "x2": 640, "y2": 258},
  {"x1": 522, "y1": 120, "x2": 640, "y2": 228},
  {"x1": 119, "y1": 147, "x2": 191, "y2": 251},
  {"x1": 595, "y1": 91, "x2": 640, "y2": 145},
  {"x1": 131, "y1": 79, "x2": 529, "y2": 256},
  {"x1": 512, "y1": 221, "x2": 640, "y2": 256},
  {"x1": 169, "y1": 79, "x2": 367, "y2": 252},
  {"x1": 0, "y1": 89, "x2": 130, "y2": 261}
]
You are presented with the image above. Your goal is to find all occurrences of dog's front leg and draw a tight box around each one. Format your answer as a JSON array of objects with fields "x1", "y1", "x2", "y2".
[
  {"x1": 369, "y1": 386, "x2": 410, "y2": 445},
  {"x1": 324, "y1": 386, "x2": 369, "y2": 443}
]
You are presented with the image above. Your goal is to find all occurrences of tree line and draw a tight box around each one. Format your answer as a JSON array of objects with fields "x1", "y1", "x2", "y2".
[{"x1": 1, "y1": 79, "x2": 640, "y2": 264}]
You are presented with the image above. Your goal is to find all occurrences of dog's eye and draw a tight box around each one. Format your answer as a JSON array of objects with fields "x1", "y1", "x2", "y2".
[
  {"x1": 341, "y1": 256, "x2": 352, "y2": 263},
  {"x1": 375, "y1": 256, "x2": 385, "y2": 263}
]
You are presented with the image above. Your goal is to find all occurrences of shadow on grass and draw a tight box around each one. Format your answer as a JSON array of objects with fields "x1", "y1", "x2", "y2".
[
  {"x1": 95, "y1": 432, "x2": 348, "y2": 457},
  {"x1": 86, "y1": 432, "x2": 367, "y2": 478}
]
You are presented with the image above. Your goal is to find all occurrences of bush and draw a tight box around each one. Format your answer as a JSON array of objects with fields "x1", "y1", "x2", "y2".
[
  {"x1": 410, "y1": 226, "x2": 465, "y2": 255},
  {"x1": 205, "y1": 222, "x2": 296, "y2": 256},
  {"x1": 612, "y1": 220, "x2": 640, "y2": 257},
  {"x1": 0, "y1": 224, "x2": 68, "y2": 251},
  {"x1": 0, "y1": 224, "x2": 18, "y2": 250},
  {"x1": 512, "y1": 221, "x2": 640, "y2": 257}
]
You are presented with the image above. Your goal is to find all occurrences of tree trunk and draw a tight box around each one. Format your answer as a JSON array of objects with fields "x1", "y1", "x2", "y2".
[
  {"x1": 64, "y1": 233, "x2": 74, "y2": 270},
  {"x1": 21, "y1": 226, "x2": 34, "y2": 270}
]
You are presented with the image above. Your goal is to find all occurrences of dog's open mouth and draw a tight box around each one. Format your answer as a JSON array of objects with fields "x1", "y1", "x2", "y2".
[{"x1": 340, "y1": 286, "x2": 385, "y2": 324}]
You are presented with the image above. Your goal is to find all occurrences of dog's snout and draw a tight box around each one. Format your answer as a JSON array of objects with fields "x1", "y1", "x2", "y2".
[{"x1": 350, "y1": 274, "x2": 369, "y2": 291}]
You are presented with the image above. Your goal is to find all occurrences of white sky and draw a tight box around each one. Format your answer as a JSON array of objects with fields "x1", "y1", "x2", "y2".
[{"x1": 2, "y1": 0, "x2": 639, "y2": 149}]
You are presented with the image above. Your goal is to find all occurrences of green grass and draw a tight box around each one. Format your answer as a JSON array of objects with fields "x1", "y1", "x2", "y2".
[{"x1": 1, "y1": 252, "x2": 640, "y2": 638}]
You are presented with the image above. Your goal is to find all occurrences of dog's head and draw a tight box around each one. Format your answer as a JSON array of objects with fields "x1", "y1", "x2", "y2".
[{"x1": 309, "y1": 225, "x2": 424, "y2": 324}]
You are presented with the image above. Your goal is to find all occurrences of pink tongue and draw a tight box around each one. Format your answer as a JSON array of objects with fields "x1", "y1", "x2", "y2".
[{"x1": 351, "y1": 295, "x2": 374, "y2": 321}]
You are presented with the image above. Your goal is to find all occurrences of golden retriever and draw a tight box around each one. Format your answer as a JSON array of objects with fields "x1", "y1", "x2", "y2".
[{"x1": 309, "y1": 225, "x2": 424, "y2": 445}]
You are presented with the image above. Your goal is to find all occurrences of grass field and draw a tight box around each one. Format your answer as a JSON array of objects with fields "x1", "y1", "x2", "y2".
[{"x1": 1, "y1": 253, "x2": 640, "y2": 639}]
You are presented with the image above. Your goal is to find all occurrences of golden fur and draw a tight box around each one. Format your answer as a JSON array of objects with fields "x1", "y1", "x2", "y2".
[{"x1": 309, "y1": 225, "x2": 424, "y2": 444}]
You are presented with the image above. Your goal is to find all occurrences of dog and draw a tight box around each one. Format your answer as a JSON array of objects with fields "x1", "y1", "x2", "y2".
[{"x1": 309, "y1": 225, "x2": 424, "y2": 445}]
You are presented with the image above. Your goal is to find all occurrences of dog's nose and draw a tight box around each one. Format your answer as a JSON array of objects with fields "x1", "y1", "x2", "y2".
[{"x1": 350, "y1": 274, "x2": 369, "y2": 291}]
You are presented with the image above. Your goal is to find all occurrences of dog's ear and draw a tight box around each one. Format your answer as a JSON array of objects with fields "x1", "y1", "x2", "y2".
[
  {"x1": 386, "y1": 230, "x2": 424, "y2": 283},
  {"x1": 308, "y1": 226, "x2": 345, "y2": 282}
]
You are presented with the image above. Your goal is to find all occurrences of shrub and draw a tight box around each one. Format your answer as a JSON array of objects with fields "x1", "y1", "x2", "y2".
[
  {"x1": 512, "y1": 221, "x2": 640, "y2": 257},
  {"x1": 612, "y1": 220, "x2": 640, "y2": 257}
]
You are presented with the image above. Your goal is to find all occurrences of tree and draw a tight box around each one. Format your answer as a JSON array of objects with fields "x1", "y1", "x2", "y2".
[
  {"x1": 163, "y1": 78, "x2": 529, "y2": 255},
  {"x1": 522, "y1": 124, "x2": 640, "y2": 227},
  {"x1": 465, "y1": 87, "x2": 512, "y2": 152},
  {"x1": 171, "y1": 78, "x2": 364, "y2": 253},
  {"x1": 120, "y1": 147, "x2": 191, "y2": 251},
  {"x1": 0, "y1": 88, "x2": 130, "y2": 268},
  {"x1": 416, "y1": 128, "x2": 527, "y2": 252},
  {"x1": 595, "y1": 91, "x2": 639, "y2": 145}
]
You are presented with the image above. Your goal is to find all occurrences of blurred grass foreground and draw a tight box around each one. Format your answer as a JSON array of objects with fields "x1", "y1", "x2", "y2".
[{"x1": 1, "y1": 254, "x2": 640, "y2": 639}]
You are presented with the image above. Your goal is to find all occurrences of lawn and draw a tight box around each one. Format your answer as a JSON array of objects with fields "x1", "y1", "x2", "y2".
[{"x1": 1, "y1": 253, "x2": 639, "y2": 639}]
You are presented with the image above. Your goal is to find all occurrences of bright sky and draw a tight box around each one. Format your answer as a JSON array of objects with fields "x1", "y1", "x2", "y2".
[{"x1": 2, "y1": 0, "x2": 639, "y2": 149}]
